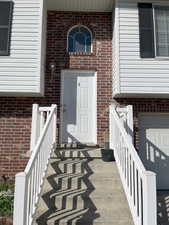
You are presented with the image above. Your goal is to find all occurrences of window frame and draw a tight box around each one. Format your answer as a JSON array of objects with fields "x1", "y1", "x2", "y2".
[
  {"x1": 0, "y1": 1, "x2": 13, "y2": 56},
  {"x1": 67, "y1": 24, "x2": 93, "y2": 53},
  {"x1": 153, "y1": 4, "x2": 169, "y2": 58}
]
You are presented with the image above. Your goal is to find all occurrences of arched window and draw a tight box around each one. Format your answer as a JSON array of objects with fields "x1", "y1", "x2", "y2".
[{"x1": 68, "y1": 25, "x2": 92, "y2": 53}]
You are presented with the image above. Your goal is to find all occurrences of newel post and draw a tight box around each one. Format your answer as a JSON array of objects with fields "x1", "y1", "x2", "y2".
[
  {"x1": 126, "y1": 105, "x2": 133, "y2": 144},
  {"x1": 13, "y1": 172, "x2": 27, "y2": 225},
  {"x1": 109, "y1": 104, "x2": 116, "y2": 150},
  {"x1": 52, "y1": 104, "x2": 57, "y2": 145},
  {"x1": 30, "y1": 104, "x2": 39, "y2": 152},
  {"x1": 143, "y1": 171, "x2": 157, "y2": 225}
]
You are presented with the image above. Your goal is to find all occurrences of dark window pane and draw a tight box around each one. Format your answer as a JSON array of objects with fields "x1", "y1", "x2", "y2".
[
  {"x1": 80, "y1": 27, "x2": 91, "y2": 37},
  {"x1": 69, "y1": 27, "x2": 79, "y2": 37},
  {"x1": 155, "y1": 6, "x2": 169, "y2": 56},
  {"x1": 0, "y1": 2, "x2": 13, "y2": 55},
  {"x1": 0, "y1": 28, "x2": 8, "y2": 52},
  {"x1": 139, "y1": 4, "x2": 153, "y2": 28},
  {"x1": 68, "y1": 36, "x2": 74, "y2": 52},
  {"x1": 155, "y1": 6, "x2": 169, "y2": 11},
  {"x1": 138, "y1": 3, "x2": 155, "y2": 58},
  {"x1": 75, "y1": 33, "x2": 85, "y2": 52},
  {"x1": 86, "y1": 37, "x2": 91, "y2": 52},
  {"x1": 0, "y1": 2, "x2": 12, "y2": 26},
  {"x1": 140, "y1": 29, "x2": 154, "y2": 57},
  {"x1": 157, "y1": 46, "x2": 169, "y2": 56}
]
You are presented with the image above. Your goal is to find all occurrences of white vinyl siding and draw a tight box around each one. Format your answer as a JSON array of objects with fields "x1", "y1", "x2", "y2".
[
  {"x1": 113, "y1": 0, "x2": 169, "y2": 97},
  {"x1": 0, "y1": 0, "x2": 46, "y2": 96}
]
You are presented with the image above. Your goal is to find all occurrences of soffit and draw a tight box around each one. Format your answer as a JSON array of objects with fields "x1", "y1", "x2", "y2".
[{"x1": 47, "y1": 0, "x2": 114, "y2": 12}]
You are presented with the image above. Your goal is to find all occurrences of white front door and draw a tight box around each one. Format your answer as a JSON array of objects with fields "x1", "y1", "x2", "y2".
[
  {"x1": 139, "y1": 114, "x2": 169, "y2": 189},
  {"x1": 60, "y1": 70, "x2": 97, "y2": 144}
]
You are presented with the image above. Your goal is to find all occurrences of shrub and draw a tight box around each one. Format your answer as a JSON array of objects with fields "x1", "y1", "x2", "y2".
[
  {"x1": 0, "y1": 180, "x2": 14, "y2": 217},
  {"x1": 0, "y1": 180, "x2": 14, "y2": 193},
  {"x1": 0, "y1": 192, "x2": 13, "y2": 217}
]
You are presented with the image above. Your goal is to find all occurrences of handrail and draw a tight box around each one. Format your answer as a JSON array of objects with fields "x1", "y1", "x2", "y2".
[
  {"x1": 109, "y1": 104, "x2": 157, "y2": 225},
  {"x1": 13, "y1": 104, "x2": 57, "y2": 225}
]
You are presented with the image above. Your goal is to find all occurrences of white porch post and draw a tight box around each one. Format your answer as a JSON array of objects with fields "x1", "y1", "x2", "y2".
[
  {"x1": 143, "y1": 171, "x2": 157, "y2": 225},
  {"x1": 13, "y1": 172, "x2": 27, "y2": 225},
  {"x1": 30, "y1": 104, "x2": 39, "y2": 152},
  {"x1": 109, "y1": 104, "x2": 116, "y2": 150},
  {"x1": 126, "y1": 105, "x2": 133, "y2": 144},
  {"x1": 52, "y1": 104, "x2": 57, "y2": 145}
]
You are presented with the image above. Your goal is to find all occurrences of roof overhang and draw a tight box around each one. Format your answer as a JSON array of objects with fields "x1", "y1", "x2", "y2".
[{"x1": 47, "y1": 0, "x2": 114, "y2": 12}]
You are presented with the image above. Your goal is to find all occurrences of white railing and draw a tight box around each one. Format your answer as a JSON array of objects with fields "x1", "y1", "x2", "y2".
[
  {"x1": 109, "y1": 104, "x2": 157, "y2": 225},
  {"x1": 13, "y1": 104, "x2": 57, "y2": 225}
]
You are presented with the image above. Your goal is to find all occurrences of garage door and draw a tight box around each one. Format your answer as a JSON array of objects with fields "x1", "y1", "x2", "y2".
[{"x1": 139, "y1": 114, "x2": 169, "y2": 190}]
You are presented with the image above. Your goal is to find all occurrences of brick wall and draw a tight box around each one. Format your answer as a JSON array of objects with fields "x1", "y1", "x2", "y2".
[{"x1": 0, "y1": 12, "x2": 112, "y2": 178}]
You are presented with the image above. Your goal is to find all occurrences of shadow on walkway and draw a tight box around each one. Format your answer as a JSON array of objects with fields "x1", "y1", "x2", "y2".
[{"x1": 35, "y1": 150, "x2": 100, "y2": 225}]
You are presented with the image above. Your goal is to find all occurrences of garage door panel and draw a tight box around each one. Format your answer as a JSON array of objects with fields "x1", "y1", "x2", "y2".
[
  {"x1": 140, "y1": 115, "x2": 169, "y2": 127},
  {"x1": 139, "y1": 114, "x2": 169, "y2": 190}
]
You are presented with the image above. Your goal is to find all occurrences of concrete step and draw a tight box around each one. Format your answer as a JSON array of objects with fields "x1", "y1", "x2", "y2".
[
  {"x1": 52, "y1": 148, "x2": 102, "y2": 159},
  {"x1": 33, "y1": 151, "x2": 134, "y2": 225},
  {"x1": 56, "y1": 143, "x2": 99, "y2": 150}
]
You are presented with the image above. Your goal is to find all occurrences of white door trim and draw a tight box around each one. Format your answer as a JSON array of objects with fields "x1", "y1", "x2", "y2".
[{"x1": 60, "y1": 69, "x2": 97, "y2": 144}]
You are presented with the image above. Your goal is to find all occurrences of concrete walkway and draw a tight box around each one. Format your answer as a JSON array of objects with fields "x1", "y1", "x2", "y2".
[{"x1": 33, "y1": 148, "x2": 134, "y2": 225}]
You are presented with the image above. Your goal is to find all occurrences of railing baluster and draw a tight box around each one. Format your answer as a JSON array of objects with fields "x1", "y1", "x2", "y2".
[
  {"x1": 127, "y1": 148, "x2": 129, "y2": 187},
  {"x1": 30, "y1": 104, "x2": 39, "y2": 152},
  {"x1": 122, "y1": 138, "x2": 124, "y2": 171},
  {"x1": 133, "y1": 161, "x2": 136, "y2": 206},
  {"x1": 119, "y1": 134, "x2": 122, "y2": 166},
  {"x1": 134, "y1": 166, "x2": 138, "y2": 220},
  {"x1": 40, "y1": 112, "x2": 45, "y2": 134},
  {"x1": 130, "y1": 155, "x2": 132, "y2": 197},
  {"x1": 34, "y1": 158, "x2": 39, "y2": 206},
  {"x1": 138, "y1": 174, "x2": 142, "y2": 225},
  {"x1": 125, "y1": 146, "x2": 127, "y2": 180},
  {"x1": 136, "y1": 169, "x2": 139, "y2": 218},
  {"x1": 30, "y1": 168, "x2": 35, "y2": 218},
  {"x1": 122, "y1": 144, "x2": 125, "y2": 173},
  {"x1": 130, "y1": 159, "x2": 134, "y2": 198}
]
